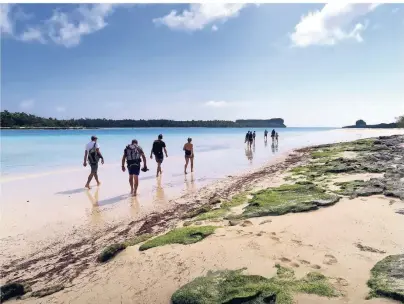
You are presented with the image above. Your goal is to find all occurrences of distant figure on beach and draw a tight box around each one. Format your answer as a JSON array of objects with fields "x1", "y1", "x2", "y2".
[
  {"x1": 245, "y1": 131, "x2": 250, "y2": 143},
  {"x1": 264, "y1": 129, "x2": 268, "y2": 141},
  {"x1": 271, "y1": 129, "x2": 276, "y2": 142},
  {"x1": 150, "y1": 134, "x2": 168, "y2": 177},
  {"x1": 183, "y1": 137, "x2": 194, "y2": 174},
  {"x1": 275, "y1": 132, "x2": 279, "y2": 144},
  {"x1": 83, "y1": 135, "x2": 104, "y2": 189},
  {"x1": 253, "y1": 131, "x2": 256, "y2": 143},
  {"x1": 248, "y1": 131, "x2": 254, "y2": 148},
  {"x1": 122, "y1": 139, "x2": 147, "y2": 196}
]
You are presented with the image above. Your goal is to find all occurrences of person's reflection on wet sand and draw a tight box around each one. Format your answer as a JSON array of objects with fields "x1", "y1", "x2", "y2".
[
  {"x1": 154, "y1": 176, "x2": 167, "y2": 204},
  {"x1": 271, "y1": 143, "x2": 276, "y2": 154},
  {"x1": 85, "y1": 187, "x2": 103, "y2": 225},
  {"x1": 265, "y1": 140, "x2": 268, "y2": 148},
  {"x1": 245, "y1": 147, "x2": 253, "y2": 164},
  {"x1": 130, "y1": 196, "x2": 140, "y2": 218},
  {"x1": 275, "y1": 142, "x2": 279, "y2": 152},
  {"x1": 185, "y1": 173, "x2": 196, "y2": 193}
]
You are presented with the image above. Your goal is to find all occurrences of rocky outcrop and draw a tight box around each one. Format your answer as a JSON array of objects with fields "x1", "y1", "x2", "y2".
[
  {"x1": 367, "y1": 254, "x2": 404, "y2": 301},
  {"x1": 343, "y1": 121, "x2": 398, "y2": 129}
]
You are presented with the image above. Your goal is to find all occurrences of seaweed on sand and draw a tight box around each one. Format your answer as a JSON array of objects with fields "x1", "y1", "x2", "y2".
[
  {"x1": 242, "y1": 184, "x2": 340, "y2": 218},
  {"x1": 139, "y1": 226, "x2": 217, "y2": 251},
  {"x1": 171, "y1": 265, "x2": 339, "y2": 304},
  {"x1": 367, "y1": 254, "x2": 404, "y2": 302}
]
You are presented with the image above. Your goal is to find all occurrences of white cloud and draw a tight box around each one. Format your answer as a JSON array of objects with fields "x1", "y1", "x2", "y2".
[
  {"x1": 392, "y1": 8, "x2": 400, "y2": 14},
  {"x1": 19, "y1": 99, "x2": 35, "y2": 110},
  {"x1": 0, "y1": 4, "x2": 14, "y2": 35},
  {"x1": 290, "y1": 4, "x2": 381, "y2": 48},
  {"x1": 1, "y1": 4, "x2": 126, "y2": 48},
  {"x1": 205, "y1": 100, "x2": 229, "y2": 107},
  {"x1": 211, "y1": 25, "x2": 218, "y2": 32},
  {"x1": 19, "y1": 27, "x2": 45, "y2": 43},
  {"x1": 153, "y1": 4, "x2": 249, "y2": 31},
  {"x1": 56, "y1": 106, "x2": 66, "y2": 113}
]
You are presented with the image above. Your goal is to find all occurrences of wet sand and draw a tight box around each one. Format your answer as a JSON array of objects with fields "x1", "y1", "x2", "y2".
[{"x1": 1, "y1": 128, "x2": 404, "y2": 303}]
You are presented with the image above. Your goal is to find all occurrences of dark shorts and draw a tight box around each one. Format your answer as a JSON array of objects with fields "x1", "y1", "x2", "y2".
[
  {"x1": 128, "y1": 165, "x2": 140, "y2": 176},
  {"x1": 90, "y1": 163, "x2": 98, "y2": 174},
  {"x1": 155, "y1": 154, "x2": 164, "y2": 163}
]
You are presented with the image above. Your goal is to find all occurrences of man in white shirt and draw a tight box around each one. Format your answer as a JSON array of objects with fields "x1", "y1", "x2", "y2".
[{"x1": 83, "y1": 135, "x2": 104, "y2": 189}]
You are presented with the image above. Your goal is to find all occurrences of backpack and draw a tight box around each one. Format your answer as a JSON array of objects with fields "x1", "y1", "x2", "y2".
[
  {"x1": 126, "y1": 144, "x2": 142, "y2": 166},
  {"x1": 88, "y1": 143, "x2": 99, "y2": 164}
]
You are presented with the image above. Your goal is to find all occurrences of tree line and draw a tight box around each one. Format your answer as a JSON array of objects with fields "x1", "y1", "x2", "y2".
[{"x1": 0, "y1": 111, "x2": 286, "y2": 129}]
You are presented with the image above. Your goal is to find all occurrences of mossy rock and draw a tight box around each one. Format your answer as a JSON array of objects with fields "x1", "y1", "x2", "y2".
[
  {"x1": 367, "y1": 254, "x2": 404, "y2": 301},
  {"x1": 97, "y1": 243, "x2": 126, "y2": 263},
  {"x1": 334, "y1": 180, "x2": 366, "y2": 196},
  {"x1": 123, "y1": 233, "x2": 154, "y2": 247},
  {"x1": 139, "y1": 226, "x2": 217, "y2": 251},
  {"x1": 171, "y1": 269, "x2": 277, "y2": 304},
  {"x1": 193, "y1": 208, "x2": 228, "y2": 221},
  {"x1": 171, "y1": 265, "x2": 338, "y2": 304},
  {"x1": 0, "y1": 282, "x2": 30, "y2": 302},
  {"x1": 182, "y1": 206, "x2": 212, "y2": 219},
  {"x1": 243, "y1": 184, "x2": 340, "y2": 218}
]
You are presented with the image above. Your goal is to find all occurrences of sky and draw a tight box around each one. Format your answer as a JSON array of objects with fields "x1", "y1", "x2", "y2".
[{"x1": 1, "y1": 3, "x2": 404, "y2": 127}]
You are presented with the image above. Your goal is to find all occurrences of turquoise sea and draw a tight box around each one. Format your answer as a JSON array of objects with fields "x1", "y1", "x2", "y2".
[{"x1": 0, "y1": 127, "x2": 334, "y2": 177}]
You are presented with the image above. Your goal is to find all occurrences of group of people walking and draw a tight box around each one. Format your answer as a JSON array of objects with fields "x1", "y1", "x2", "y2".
[
  {"x1": 83, "y1": 129, "x2": 279, "y2": 196},
  {"x1": 246, "y1": 129, "x2": 279, "y2": 147},
  {"x1": 83, "y1": 134, "x2": 194, "y2": 196}
]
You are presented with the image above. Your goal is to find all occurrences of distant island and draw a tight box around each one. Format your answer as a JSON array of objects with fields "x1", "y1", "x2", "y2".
[
  {"x1": 343, "y1": 118, "x2": 403, "y2": 129},
  {"x1": 0, "y1": 111, "x2": 287, "y2": 129}
]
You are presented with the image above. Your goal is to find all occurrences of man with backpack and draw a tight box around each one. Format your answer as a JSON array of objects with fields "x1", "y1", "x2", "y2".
[
  {"x1": 122, "y1": 139, "x2": 148, "y2": 196},
  {"x1": 83, "y1": 135, "x2": 104, "y2": 189}
]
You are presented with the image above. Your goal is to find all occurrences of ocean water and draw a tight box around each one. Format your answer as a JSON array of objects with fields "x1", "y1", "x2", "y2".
[{"x1": 0, "y1": 127, "x2": 334, "y2": 177}]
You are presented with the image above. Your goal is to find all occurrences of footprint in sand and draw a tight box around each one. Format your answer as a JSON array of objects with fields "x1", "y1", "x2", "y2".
[
  {"x1": 279, "y1": 257, "x2": 291, "y2": 263},
  {"x1": 292, "y1": 239, "x2": 302, "y2": 245},
  {"x1": 299, "y1": 259, "x2": 311, "y2": 265},
  {"x1": 323, "y1": 254, "x2": 338, "y2": 265},
  {"x1": 290, "y1": 262, "x2": 300, "y2": 268},
  {"x1": 310, "y1": 264, "x2": 322, "y2": 269},
  {"x1": 271, "y1": 236, "x2": 280, "y2": 242}
]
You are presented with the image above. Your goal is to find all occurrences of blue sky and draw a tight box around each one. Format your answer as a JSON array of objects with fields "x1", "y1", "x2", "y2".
[{"x1": 1, "y1": 3, "x2": 403, "y2": 127}]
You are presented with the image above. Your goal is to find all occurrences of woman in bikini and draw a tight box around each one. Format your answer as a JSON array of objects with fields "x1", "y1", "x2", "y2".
[{"x1": 183, "y1": 137, "x2": 194, "y2": 174}]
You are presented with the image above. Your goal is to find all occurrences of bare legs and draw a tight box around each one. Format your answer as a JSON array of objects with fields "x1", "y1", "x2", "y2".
[
  {"x1": 184, "y1": 157, "x2": 194, "y2": 174},
  {"x1": 156, "y1": 161, "x2": 162, "y2": 177},
  {"x1": 184, "y1": 157, "x2": 189, "y2": 174},
  {"x1": 129, "y1": 175, "x2": 139, "y2": 196},
  {"x1": 85, "y1": 173, "x2": 101, "y2": 189}
]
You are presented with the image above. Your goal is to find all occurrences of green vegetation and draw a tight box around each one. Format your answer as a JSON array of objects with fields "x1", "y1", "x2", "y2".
[
  {"x1": 171, "y1": 265, "x2": 339, "y2": 304},
  {"x1": 397, "y1": 115, "x2": 404, "y2": 128},
  {"x1": 139, "y1": 226, "x2": 217, "y2": 251},
  {"x1": 242, "y1": 183, "x2": 339, "y2": 218},
  {"x1": 97, "y1": 233, "x2": 154, "y2": 263},
  {"x1": 192, "y1": 208, "x2": 228, "y2": 221},
  {"x1": 97, "y1": 243, "x2": 126, "y2": 263},
  {"x1": 334, "y1": 180, "x2": 366, "y2": 196},
  {"x1": 123, "y1": 233, "x2": 154, "y2": 247},
  {"x1": 0, "y1": 111, "x2": 286, "y2": 128},
  {"x1": 221, "y1": 192, "x2": 249, "y2": 209},
  {"x1": 367, "y1": 254, "x2": 404, "y2": 301}
]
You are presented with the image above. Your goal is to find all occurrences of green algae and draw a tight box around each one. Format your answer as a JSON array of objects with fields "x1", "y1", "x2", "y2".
[
  {"x1": 139, "y1": 226, "x2": 217, "y2": 251},
  {"x1": 367, "y1": 254, "x2": 404, "y2": 302},
  {"x1": 334, "y1": 180, "x2": 366, "y2": 196},
  {"x1": 242, "y1": 184, "x2": 339, "y2": 218},
  {"x1": 123, "y1": 233, "x2": 154, "y2": 247},
  {"x1": 193, "y1": 208, "x2": 228, "y2": 221},
  {"x1": 97, "y1": 243, "x2": 126, "y2": 263},
  {"x1": 221, "y1": 192, "x2": 249, "y2": 209},
  {"x1": 171, "y1": 265, "x2": 339, "y2": 304}
]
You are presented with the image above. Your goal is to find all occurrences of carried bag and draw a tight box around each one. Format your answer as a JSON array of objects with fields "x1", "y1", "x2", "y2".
[{"x1": 88, "y1": 143, "x2": 99, "y2": 164}]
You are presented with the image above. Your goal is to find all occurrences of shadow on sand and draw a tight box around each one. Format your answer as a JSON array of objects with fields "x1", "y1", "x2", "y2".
[{"x1": 56, "y1": 188, "x2": 86, "y2": 195}]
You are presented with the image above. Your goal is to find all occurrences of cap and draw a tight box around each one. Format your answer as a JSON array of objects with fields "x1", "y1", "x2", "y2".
[{"x1": 91, "y1": 135, "x2": 98, "y2": 140}]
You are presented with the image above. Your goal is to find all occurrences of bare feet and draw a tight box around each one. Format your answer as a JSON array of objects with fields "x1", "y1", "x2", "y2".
[
  {"x1": 85, "y1": 184, "x2": 91, "y2": 189},
  {"x1": 132, "y1": 191, "x2": 137, "y2": 197},
  {"x1": 184, "y1": 171, "x2": 187, "y2": 174},
  {"x1": 97, "y1": 182, "x2": 101, "y2": 186}
]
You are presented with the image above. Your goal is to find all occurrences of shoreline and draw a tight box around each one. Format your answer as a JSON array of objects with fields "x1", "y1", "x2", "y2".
[{"x1": 2, "y1": 132, "x2": 404, "y2": 303}]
